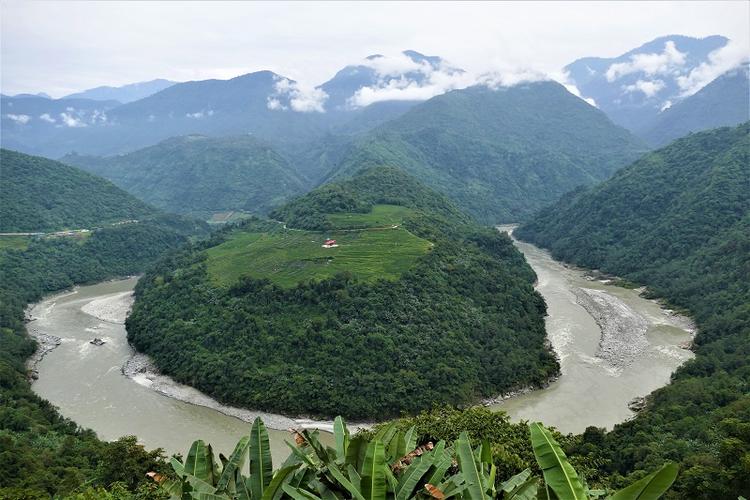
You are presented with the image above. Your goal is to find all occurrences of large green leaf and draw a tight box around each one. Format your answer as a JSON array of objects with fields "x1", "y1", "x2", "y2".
[
  {"x1": 361, "y1": 440, "x2": 387, "y2": 500},
  {"x1": 261, "y1": 464, "x2": 302, "y2": 500},
  {"x1": 506, "y1": 478, "x2": 539, "y2": 500},
  {"x1": 216, "y1": 435, "x2": 251, "y2": 492},
  {"x1": 327, "y1": 462, "x2": 366, "y2": 500},
  {"x1": 610, "y1": 463, "x2": 678, "y2": 500},
  {"x1": 334, "y1": 416, "x2": 349, "y2": 461},
  {"x1": 282, "y1": 483, "x2": 324, "y2": 500},
  {"x1": 530, "y1": 423, "x2": 586, "y2": 500},
  {"x1": 184, "y1": 440, "x2": 214, "y2": 483},
  {"x1": 395, "y1": 454, "x2": 434, "y2": 500},
  {"x1": 500, "y1": 469, "x2": 532, "y2": 493},
  {"x1": 249, "y1": 417, "x2": 274, "y2": 499},
  {"x1": 456, "y1": 431, "x2": 487, "y2": 500}
]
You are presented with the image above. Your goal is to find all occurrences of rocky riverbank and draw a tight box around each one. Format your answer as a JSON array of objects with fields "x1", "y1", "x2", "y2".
[{"x1": 574, "y1": 287, "x2": 649, "y2": 371}]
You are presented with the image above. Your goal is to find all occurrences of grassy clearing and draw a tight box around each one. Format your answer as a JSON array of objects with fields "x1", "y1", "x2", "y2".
[
  {"x1": 326, "y1": 204, "x2": 412, "y2": 229},
  {"x1": 0, "y1": 236, "x2": 31, "y2": 251},
  {"x1": 206, "y1": 225, "x2": 431, "y2": 288}
]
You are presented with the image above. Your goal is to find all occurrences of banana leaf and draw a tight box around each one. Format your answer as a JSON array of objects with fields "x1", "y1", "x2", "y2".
[
  {"x1": 456, "y1": 431, "x2": 487, "y2": 500},
  {"x1": 395, "y1": 454, "x2": 435, "y2": 500},
  {"x1": 216, "y1": 435, "x2": 251, "y2": 492},
  {"x1": 500, "y1": 469, "x2": 532, "y2": 493},
  {"x1": 609, "y1": 463, "x2": 678, "y2": 500},
  {"x1": 249, "y1": 417, "x2": 274, "y2": 499},
  {"x1": 505, "y1": 478, "x2": 539, "y2": 500},
  {"x1": 361, "y1": 440, "x2": 387, "y2": 500},
  {"x1": 184, "y1": 440, "x2": 214, "y2": 483},
  {"x1": 327, "y1": 462, "x2": 365, "y2": 500},
  {"x1": 530, "y1": 422, "x2": 586, "y2": 500},
  {"x1": 261, "y1": 464, "x2": 302, "y2": 500},
  {"x1": 334, "y1": 416, "x2": 349, "y2": 461},
  {"x1": 282, "y1": 483, "x2": 324, "y2": 500}
]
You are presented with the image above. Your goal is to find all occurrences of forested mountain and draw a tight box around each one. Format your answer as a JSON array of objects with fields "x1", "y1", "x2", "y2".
[
  {"x1": 325, "y1": 82, "x2": 647, "y2": 223},
  {"x1": 565, "y1": 34, "x2": 731, "y2": 131},
  {"x1": 0, "y1": 166, "x2": 210, "y2": 497},
  {"x1": 0, "y1": 149, "x2": 157, "y2": 232},
  {"x1": 515, "y1": 123, "x2": 750, "y2": 498},
  {"x1": 638, "y1": 65, "x2": 750, "y2": 146},
  {"x1": 63, "y1": 135, "x2": 307, "y2": 217},
  {"x1": 126, "y1": 166, "x2": 559, "y2": 419},
  {"x1": 63, "y1": 78, "x2": 177, "y2": 103}
]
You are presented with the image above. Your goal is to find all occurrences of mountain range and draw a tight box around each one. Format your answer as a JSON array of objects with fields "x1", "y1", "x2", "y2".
[{"x1": 2, "y1": 39, "x2": 746, "y2": 160}]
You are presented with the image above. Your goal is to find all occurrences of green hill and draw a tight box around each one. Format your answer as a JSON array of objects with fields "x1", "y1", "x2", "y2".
[
  {"x1": 63, "y1": 135, "x2": 307, "y2": 217},
  {"x1": 0, "y1": 149, "x2": 156, "y2": 232},
  {"x1": 325, "y1": 82, "x2": 648, "y2": 223},
  {"x1": 0, "y1": 154, "x2": 210, "y2": 495},
  {"x1": 126, "y1": 166, "x2": 559, "y2": 419},
  {"x1": 515, "y1": 123, "x2": 750, "y2": 498}
]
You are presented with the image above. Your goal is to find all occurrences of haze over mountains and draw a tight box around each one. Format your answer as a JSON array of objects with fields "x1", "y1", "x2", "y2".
[{"x1": 3, "y1": 36, "x2": 746, "y2": 161}]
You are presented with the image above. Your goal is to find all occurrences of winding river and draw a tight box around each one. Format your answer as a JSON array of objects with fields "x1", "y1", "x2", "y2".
[{"x1": 28, "y1": 232, "x2": 695, "y2": 458}]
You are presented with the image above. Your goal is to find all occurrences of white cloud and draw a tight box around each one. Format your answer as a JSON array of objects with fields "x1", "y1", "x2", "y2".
[
  {"x1": 266, "y1": 97, "x2": 286, "y2": 111},
  {"x1": 347, "y1": 53, "x2": 472, "y2": 107},
  {"x1": 623, "y1": 79, "x2": 666, "y2": 97},
  {"x1": 267, "y1": 77, "x2": 328, "y2": 113},
  {"x1": 39, "y1": 112, "x2": 56, "y2": 123},
  {"x1": 5, "y1": 113, "x2": 31, "y2": 124},
  {"x1": 90, "y1": 109, "x2": 108, "y2": 124},
  {"x1": 59, "y1": 112, "x2": 86, "y2": 127},
  {"x1": 676, "y1": 40, "x2": 750, "y2": 96},
  {"x1": 660, "y1": 100, "x2": 673, "y2": 111},
  {"x1": 185, "y1": 109, "x2": 214, "y2": 119},
  {"x1": 605, "y1": 41, "x2": 687, "y2": 81},
  {"x1": 547, "y1": 70, "x2": 598, "y2": 107}
]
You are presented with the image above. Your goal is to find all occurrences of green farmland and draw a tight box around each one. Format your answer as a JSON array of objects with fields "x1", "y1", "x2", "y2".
[{"x1": 206, "y1": 206, "x2": 432, "y2": 288}]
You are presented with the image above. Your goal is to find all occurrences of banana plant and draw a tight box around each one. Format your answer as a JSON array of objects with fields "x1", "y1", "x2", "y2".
[
  {"x1": 150, "y1": 417, "x2": 678, "y2": 500},
  {"x1": 149, "y1": 417, "x2": 296, "y2": 500},
  {"x1": 529, "y1": 422, "x2": 678, "y2": 500}
]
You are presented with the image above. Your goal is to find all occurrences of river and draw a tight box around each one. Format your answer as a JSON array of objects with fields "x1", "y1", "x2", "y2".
[
  {"x1": 491, "y1": 226, "x2": 694, "y2": 432},
  {"x1": 28, "y1": 234, "x2": 694, "y2": 458}
]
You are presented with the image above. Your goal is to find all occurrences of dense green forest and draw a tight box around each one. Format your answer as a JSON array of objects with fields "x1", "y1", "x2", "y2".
[
  {"x1": 127, "y1": 166, "x2": 559, "y2": 419},
  {"x1": 324, "y1": 83, "x2": 647, "y2": 223},
  {"x1": 0, "y1": 150, "x2": 210, "y2": 497},
  {"x1": 63, "y1": 135, "x2": 307, "y2": 217},
  {"x1": 515, "y1": 123, "x2": 750, "y2": 498},
  {"x1": 0, "y1": 222, "x2": 203, "y2": 498},
  {"x1": 0, "y1": 149, "x2": 157, "y2": 232}
]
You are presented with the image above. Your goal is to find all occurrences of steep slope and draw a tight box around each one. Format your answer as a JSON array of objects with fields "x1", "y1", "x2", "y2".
[
  {"x1": 63, "y1": 135, "x2": 307, "y2": 217},
  {"x1": 326, "y1": 82, "x2": 647, "y2": 223},
  {"x1": 515, "y1": 123, "x2": 750, "y2": 498},
  {"x1": 565, "y1": 34, "x2": 731, "y2": 131},
  {"x1": 127, "y1": 166, "x2": 558, "y2": 419},
  {"x1": 64, "y1": 78, "x2": 177, "y2": 103},
  {"x1": 639, "y1": 66, "x2": 750, "y2": 146},
  {"x1": 0, "y1": 149, "x2": 156, "y2": 232}
]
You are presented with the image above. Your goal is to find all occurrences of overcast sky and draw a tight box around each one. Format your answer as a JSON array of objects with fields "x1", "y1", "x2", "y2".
[{"x1": 2, "y1": 1, "x2": 748, "y2": 97}]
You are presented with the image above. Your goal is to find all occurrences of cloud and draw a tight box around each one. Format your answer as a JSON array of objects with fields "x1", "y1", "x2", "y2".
[
  {"x1": 39, "y1": 113, "x2": 56, "y2": 123},
  {"x1": 5, "y1": 113, "x2": 31, "y2": 124},
  {"x1": 676, "y1": 40, "x2": 750, "y2": 96},
  {"x1": 185, "y1": 109, "x2": 214, "y2": 118},
  {"x1": 59, "y1": 111, "x2": 86, "y2": 127},
  {"x1": 660, "y1": 100, "x2": 673, "y2": 111},
  {"x1": 605, "y1": 41, "x2": 687, "y2": 81},
  {"x1": 546, "y1": 70, "x2": 598, "y2": 107},
  {"x1": 267, "y1": 77, "x2": 328, "y2": 113},
  {"x1": 347, "y1": 53, "x2": 474, "y2": 107},
  {"x1": 90, "y1": 109, "x2": 108, "y2": 124},
  {"x1": 623, "y1": 79, "x2": 666, "y2": 97}
]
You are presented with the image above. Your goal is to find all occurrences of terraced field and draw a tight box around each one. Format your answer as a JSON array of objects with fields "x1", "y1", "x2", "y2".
[{"x1": 205, "y1": 206, "x2": 432, "y2": 287}]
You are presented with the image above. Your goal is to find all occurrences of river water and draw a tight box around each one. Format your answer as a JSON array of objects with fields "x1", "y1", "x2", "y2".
[
  {"x1": 491, "y1": 226, "x2": 694, "y2": 432},
  {"x1": 28, "y1": 234, "x2": 694, "y2": 458}
]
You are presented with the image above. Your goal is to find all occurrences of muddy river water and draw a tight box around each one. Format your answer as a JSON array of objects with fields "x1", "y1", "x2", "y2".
[{"x1": 28, "y1": 230, "x2": 694, "y2": 459}]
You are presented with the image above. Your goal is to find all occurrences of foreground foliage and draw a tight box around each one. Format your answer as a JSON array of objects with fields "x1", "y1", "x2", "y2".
[
  {"x1": 515, "y1": 123, "x2": 750, "y2": 498},
  {"x1": 127, "y1": 167, "x2": 559, "y2": 418},
  {"x1": 153, "y1": 416, "x2": 677, "y2": 500}
]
